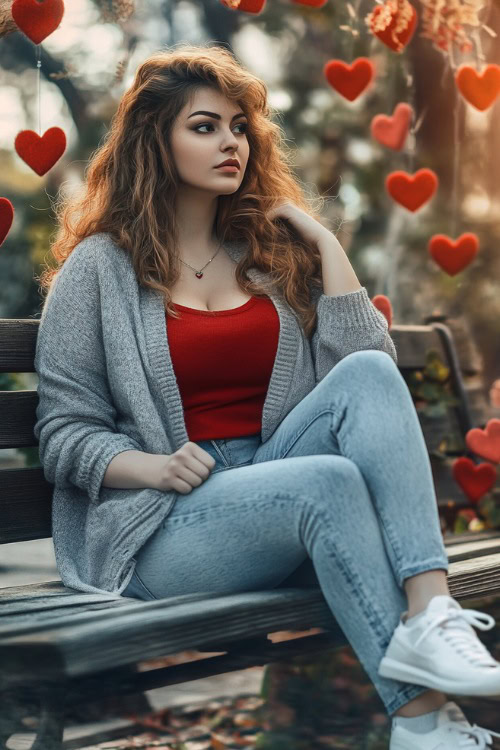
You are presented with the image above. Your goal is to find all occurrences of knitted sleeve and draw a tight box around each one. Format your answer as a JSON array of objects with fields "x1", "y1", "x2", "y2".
[
  {"x1": 309, "y1": 284, "x2": 398, "y2": 383},
  {"x1": 33, "y1": 236, "x2": 143, "y2": 504}
]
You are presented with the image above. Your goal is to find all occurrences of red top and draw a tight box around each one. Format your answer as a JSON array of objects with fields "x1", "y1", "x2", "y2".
[{"x1": 166, "y1": 296, "x2": 280, "y2": 441}]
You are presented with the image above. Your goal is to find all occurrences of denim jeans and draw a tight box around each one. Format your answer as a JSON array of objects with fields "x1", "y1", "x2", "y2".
[{"x1": 122, "y1": 349, "x2": 450, "y2": 716}]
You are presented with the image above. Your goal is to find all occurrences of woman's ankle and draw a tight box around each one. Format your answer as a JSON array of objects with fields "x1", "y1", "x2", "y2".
[{"x1": 392, "y1": 690, "x2": 448, "y2": 718}]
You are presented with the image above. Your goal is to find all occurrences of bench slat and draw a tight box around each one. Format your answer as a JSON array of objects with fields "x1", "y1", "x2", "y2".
[
  {"x1": 0, "y1": 319, "x2": 38, "y2": 373},
  {"x1": 0, "y1": 580, "x2": 92, "y2": 600},
  {"x1": 444, "y1": 537, "x2": 500, "y2": 560},
  {"x1": 0, "y1": 587, "x2": 335, "y2": 689},
  {"x1": 0, "y1": 468, "x2": 52, "y2": 543},
  {"x1": 0, "y1": 594, "x2": 134, "y2": 618}
]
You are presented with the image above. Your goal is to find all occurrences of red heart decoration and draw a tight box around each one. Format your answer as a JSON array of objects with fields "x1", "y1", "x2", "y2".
[
  {"x1": 385, "y1": 168, "x2": 438, "y2": 211},
  {"x1": 324, "y1": 58, "x2": 376, "y2": 102},
  {"x1": 455, "y1": 64, "x2": 500, "y2": 112},
  {"x1": 11, "y1": 0, "x2": 65, "y2": 44},
  {"x1": 466, "y1": 419, "x2": 500, "y2": 464},
  {"x1": 220, "y1": 0, "x2": 266, "y2": 12},
  {"x1": 452, "y1": 456, "x2": 497, "y2": 504},
  {"x1": 292, "y1": 0, "x2": 328, "y2": 6},
  {"x1": 368, "y1": 0, "x2": 418, "y2": 53},
  {"x1": 371, "y1": 294, "x2": 393, "y2": 328},
  {"x1": 428, "y1": 233, "x2": 479, "y2": 276},
  {"x1": 15, "y1": 127, "x2": 66, "y2": 176},
  {"x1": 371, "y1": 103, "x2": 413, "y2": 150},
  {"x1": 0, "y1": 198, "x2": 14, "y2": 247}
]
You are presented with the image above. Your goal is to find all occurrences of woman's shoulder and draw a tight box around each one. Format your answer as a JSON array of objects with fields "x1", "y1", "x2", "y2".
[
  {"x1": 73, "y1": 232, "x2": 120, "y2": 256},
  {"x1": 70, "y1": 232, "x2": 134, "y2": 274}
]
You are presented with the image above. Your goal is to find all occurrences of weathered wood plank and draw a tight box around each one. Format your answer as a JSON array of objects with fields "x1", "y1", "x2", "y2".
[
  {"x1": 389, "y1": 326, "x2": 447, "y2": 368},
  {"x1": 445, "y1": 537, "x2": 500, "y2": 561},
  {"x1": 0, "y1": 467, "x2": 52, "y2": 543},
  {"x1": 0, "y1": 319, "x2": 38, "y2": 374},
  {"x1": 443, "y1": 529, "x2": 500, "y2": 545}
]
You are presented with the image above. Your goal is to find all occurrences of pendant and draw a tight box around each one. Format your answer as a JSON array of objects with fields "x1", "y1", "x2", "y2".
[{"x1": 195, "y1": 271, "x2": 204, "y2": 278}]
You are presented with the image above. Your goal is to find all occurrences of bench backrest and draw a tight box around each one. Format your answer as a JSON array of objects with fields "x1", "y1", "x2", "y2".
[{"x1": 0, "y1": 317, "x2": 483, "y2": 545}]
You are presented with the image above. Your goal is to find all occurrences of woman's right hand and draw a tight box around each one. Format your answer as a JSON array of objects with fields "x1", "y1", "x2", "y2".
[{"x1": 154, "y1": 441, "x2": 216, "y2": 493}]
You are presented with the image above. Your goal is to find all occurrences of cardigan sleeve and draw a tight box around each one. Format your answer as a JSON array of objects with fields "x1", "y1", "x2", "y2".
[
  {"x1": 309, "y1": 283, "x2": 398, "y2": 383},
  {"x1": 33, "y1": 237, "x2": 143, "y2": 504}
]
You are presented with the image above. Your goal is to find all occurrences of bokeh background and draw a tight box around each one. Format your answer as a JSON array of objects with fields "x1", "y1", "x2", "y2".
[{"x1": 1, "y1": 0, "x2": 500, "y2": 747}]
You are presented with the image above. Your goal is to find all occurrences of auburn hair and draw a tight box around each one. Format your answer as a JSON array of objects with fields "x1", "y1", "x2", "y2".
[{"x1": 37, "y1": 42, "x2": 328, "y2": 338}]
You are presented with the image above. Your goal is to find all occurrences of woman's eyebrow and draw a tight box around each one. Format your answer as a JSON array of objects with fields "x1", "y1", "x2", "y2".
[{"x1": 187, "y1": 110, "x2": 247, "y2": 121}]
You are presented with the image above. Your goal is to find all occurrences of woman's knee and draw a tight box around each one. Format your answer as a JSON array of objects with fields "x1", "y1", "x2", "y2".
[
  {"x1": 292, "y1": 455, "x2": 367, "y2": 507},
  {"x1": 323, "y1": 350, "x2": 404, "y2": 403},
  {"x1": 336, "y1": 349, "x2": 397, "y2": 376}
]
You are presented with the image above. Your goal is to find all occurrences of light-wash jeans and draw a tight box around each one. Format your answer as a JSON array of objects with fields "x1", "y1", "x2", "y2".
[{"x1": 122, "y1": 349, "x2": 450, "y2": 716}]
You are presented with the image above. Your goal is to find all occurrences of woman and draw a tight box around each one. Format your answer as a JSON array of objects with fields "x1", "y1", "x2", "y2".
[{"x1": 34, "y1": 43, "x2": 500, "y2": 748}]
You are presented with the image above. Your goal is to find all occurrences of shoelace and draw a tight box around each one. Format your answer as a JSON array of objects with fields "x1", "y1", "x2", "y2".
[
  {"x1": 413, "y1": 607, "x2": 497, "y2": 667},
  {"x1": 442, "y1": 720, "x2": 500, "y2": 748}
]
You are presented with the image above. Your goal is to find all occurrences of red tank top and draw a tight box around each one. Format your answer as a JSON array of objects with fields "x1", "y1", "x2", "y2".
[{"x1": 166, "y1": 296, "x2": 280, "y2": 441}]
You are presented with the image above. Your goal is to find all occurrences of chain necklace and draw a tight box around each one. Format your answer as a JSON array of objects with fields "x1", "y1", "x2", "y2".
[{"x1": 179, "y1": 238, "x2": 224, "y2": 279}]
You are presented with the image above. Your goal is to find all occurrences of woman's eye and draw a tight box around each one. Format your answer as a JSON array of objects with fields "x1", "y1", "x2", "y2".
[{"x1": 194, "y1": 123, "x2": 248, "y2": 134}]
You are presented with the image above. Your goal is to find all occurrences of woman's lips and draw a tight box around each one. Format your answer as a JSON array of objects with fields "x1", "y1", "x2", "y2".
[{"x1": 215, "y1": 165, "x2": 240, "y2": 171}]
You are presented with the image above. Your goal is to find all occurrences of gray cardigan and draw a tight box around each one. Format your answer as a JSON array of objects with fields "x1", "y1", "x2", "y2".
[{"x1": 33, "y1": 232, "x2": 397, "y2": 596}]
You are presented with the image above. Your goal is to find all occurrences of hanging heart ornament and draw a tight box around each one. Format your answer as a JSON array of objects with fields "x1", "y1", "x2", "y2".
[
  {"x1": 220, "y1": 0, "x2": 266, "y2": 13},
  {"x1": 11, "y1": 0, "x2": 65, "y2": 44},
  {"x1": 0, "y1": 198, "x2": 15, "y2": 247},
  {"x1": 324, "y1": 58, "x2": 376, "y2": 101},
  {"x1": 452, "y1": 456, "x2": 497, "y2": 504},
  {"x1": 371, "y1": 295, "x2": 393, "y2": 328},
  {"x1": 466, "y1": 419, "x2": 500, "y2": 464},
  {"x1": 371, "y1": 103, "x2": 413, "y2": 150},
  {"x1": 428, "y1": 233, "x2": 479, "y2": 276},
  {"x1": 15, "y1": 127, "x2": 66, "y2": 176},
  {"x1": 366, "y1": 0, "x2": 418, "y2": 53},
  {"x1": 455, "y1": 64, "x2": 500, "y2": 111},
  {"x1": 386, "y1": 168, "x2": 438, "y2": 211}
]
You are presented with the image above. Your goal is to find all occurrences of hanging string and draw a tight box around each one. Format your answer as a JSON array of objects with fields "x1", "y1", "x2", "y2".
[
  {"x1": 450, "y1": 94, "x2": 461, "y2": 239},
  {"x1": 470, "y1": 22, "x2": 487, "y2": 74},
  {"x1": 402, "y1": 56, "x2": 417, "y2": 174},
  {"x1": 37, "y1": 44, "x2": 42, "y2": 136},
  {"x1": 381, "y1": 204, "x2": 407, "y2": 298},
  {"x1": 386, "y1": 49, "x2": 398, "y2": 115},
  {"x1": 346, "y1": 0, "x2": 363, "y2": 61}
]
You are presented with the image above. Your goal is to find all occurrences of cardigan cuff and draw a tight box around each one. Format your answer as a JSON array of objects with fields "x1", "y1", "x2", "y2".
[
  {"x1": 83, "y1": 435, "x2": 144, "y2": 504},
  {"x1": 317, "y1": 286, "x2": 388, "y2": 330}
]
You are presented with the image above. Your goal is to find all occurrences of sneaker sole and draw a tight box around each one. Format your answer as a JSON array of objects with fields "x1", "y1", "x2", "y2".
[
  {"x1": 390, "y1": 740, "x2": 427, "y2": 750},
  {"x1": 379, "y1": 656, "x2": 500, "y2": 696}
]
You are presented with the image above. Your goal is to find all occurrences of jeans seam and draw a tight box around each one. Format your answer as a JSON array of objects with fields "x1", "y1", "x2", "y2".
[
  {"x1": 134, "y1": 568, "x2": 158, "y2": 600},
  {"x1": 304, "y1": 497, "x2": 394, "y2": 648},
  {"x1": 280, "y1": 408, "x2": 341, "y2": 459},
  {"x1": 326, "y1": 403, "x2": 408, "y2": 585},
  {"x1": 210, "y1": 439, "x2": 230, "y2": 468}
]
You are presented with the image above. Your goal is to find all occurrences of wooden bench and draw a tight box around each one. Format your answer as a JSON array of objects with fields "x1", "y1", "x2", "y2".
[{"x1": 1, "y1": 316, "x2": 500, "y2": 750}]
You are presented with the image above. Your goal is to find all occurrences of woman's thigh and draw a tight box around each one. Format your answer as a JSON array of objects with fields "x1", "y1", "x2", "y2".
[{"x1": 128, "y1": 448, "x2": 363, "y2": 601}]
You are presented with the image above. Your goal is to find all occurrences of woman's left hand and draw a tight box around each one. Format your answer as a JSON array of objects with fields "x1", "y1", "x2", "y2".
[{"x1": 266, "y1": 201, "x2": 332, "y2": 248}]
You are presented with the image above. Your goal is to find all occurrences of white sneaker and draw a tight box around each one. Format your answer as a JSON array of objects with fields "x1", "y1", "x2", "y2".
[
  {"x1": 390, "y1": 700, "x2": 500, "y2": 749},
  {"x1": 378, "y1": 595, "x2": 500, "y2": 696}
]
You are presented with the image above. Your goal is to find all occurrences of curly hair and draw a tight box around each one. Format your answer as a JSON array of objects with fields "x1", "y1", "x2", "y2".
[{"x1": 37, "y1": 42, "x2": 328, "y2": 338}]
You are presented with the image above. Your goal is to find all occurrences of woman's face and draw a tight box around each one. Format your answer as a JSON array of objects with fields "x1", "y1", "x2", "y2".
[{"x1": 170, "y1": 87, "x2": 250, "y2": 195}]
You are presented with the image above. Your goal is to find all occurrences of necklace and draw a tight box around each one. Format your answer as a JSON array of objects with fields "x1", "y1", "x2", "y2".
[{"x1": 179, "y1": 238, "x2": 224, "y2": 279}]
